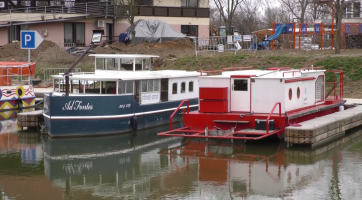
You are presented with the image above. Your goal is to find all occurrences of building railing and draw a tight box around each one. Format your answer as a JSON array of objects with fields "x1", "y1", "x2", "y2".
[
  {"x1": 0, "y1": 3, "x2": 209, "y2": 27},
  {"x1": 136, "y1": 6, "x2": 209, "y2": 18},
  {"x1": 0, "y1": 2, "x2": 116, "y2": 27}
]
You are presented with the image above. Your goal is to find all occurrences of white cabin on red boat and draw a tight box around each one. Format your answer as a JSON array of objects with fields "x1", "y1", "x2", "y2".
[{"x1": 199, "y1": 68, "x2": 326, "y2": 114}]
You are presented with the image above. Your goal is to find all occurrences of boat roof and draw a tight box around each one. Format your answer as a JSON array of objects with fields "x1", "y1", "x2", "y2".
[
  {"x1": 51, "y1": 70, "x2": 200, "y2": 80},
  {"x1": 201, "y1": 69, "x2": 325, "y2": 79},
  {"x1": 88, "y1": 54, "x2": 160, "y2": 58},
  {"x1": 0, "y1": 62, "x2": 35, "y2": 67}
]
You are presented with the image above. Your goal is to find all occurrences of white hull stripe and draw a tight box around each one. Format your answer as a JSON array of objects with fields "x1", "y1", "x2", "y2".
[{"x1": 43, "y1": 104, "x2": 198, "y2": 120}]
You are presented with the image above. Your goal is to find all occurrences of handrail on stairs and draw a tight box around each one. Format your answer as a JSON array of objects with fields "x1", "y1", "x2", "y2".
[
  {"x1": 170, "y1": 100, "x2": 189, "y2": 130},
  {"x1": 266, "y1": 102, "x2": 281, "y2": 135}
]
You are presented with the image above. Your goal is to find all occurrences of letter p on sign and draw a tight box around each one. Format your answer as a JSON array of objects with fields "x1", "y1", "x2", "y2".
[{"x1": 25, "y1": 34, "x2": 31, "y2": 45}]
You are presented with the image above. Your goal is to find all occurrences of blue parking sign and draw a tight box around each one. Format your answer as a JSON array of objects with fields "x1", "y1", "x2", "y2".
[{"x1": 20, "y1": 31, "x2": 43, "y2": 49}]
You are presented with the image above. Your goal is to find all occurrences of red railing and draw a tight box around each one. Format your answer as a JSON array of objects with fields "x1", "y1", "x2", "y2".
[
  {"x1": 268, "y1": 67, "x2": 292, "y2": 70},
  {"x1": 266, "y1": 102, "x2": 281, "y2": 135},
  {"x1": 299, "y1": 66, "x2": 325, "y2": 71},
  {"x1": 200, "y1": 66, "x2": 254, "y2": 76},
  {"x1": 282, "y1": 70, "x2": 300, "y2": 77},
  {"x1": 170, "y1": 100, "x2": 189, "y2": 130},
  {"x1": 325, "y1": 70, "x2": 343, "y2": 100}
]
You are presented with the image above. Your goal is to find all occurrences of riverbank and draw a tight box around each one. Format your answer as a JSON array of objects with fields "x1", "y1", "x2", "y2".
[{"x1": 1, "y1": 40, "x2": 362, "y2": 98}]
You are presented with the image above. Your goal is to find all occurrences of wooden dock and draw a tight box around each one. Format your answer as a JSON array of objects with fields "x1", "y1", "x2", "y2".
[
  {"x1": 17, "y1": 110, "x2": 44, "y2": 129},
  {"x1": 285, "y1": 105, "x2": 362, "y2": 145}
]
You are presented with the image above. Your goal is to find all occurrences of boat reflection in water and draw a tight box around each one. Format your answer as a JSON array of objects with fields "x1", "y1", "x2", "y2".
[
  {"x1": 43, "y1": 124, "x2": 184, "y2": 198},
  {"x1": 43, "y1": 126, "x2": 362, "y2": 199},
  {"x1": 0, "y1": 116, "x2": 43, "y2": 165}
]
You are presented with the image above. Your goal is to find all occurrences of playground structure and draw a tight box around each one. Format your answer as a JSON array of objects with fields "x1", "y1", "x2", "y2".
[{"x1": 251, "y1": 22, "x2": 362, "y2": 51}]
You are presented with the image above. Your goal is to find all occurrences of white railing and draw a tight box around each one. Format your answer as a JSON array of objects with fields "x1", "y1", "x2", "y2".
[
  {"x1": 43, "y1": 67, "x2": 81, "y2": 86},
  {"x1": 193, "y1": 35, "x2": 258, "y2": 56}
]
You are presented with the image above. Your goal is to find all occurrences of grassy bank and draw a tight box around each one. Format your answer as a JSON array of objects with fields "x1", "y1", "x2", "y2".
[{"x1": 161, "y1": 49, "x2": 362, "y2": 98}]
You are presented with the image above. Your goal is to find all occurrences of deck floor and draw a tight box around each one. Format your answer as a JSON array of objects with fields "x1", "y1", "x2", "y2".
[{"x1": 285, "y1": 105, "x2": 362, "y2": 144}]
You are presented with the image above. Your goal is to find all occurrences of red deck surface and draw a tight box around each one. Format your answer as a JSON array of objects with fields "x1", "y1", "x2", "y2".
[{"x1": 159, "y1": 98, "x2": 341, "y2": 140}]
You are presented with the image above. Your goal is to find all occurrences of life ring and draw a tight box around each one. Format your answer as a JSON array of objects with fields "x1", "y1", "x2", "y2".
[{"x1": 16, "y1": 86, "x2": 25, "y2": 98}]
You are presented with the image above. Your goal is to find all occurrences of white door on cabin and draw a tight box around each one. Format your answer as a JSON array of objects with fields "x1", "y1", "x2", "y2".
[{"x1": 231, "y1": 78, "x2": 250, "y2": 112}]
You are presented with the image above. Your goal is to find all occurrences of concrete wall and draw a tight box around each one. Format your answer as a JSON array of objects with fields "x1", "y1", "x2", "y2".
[{"x1": 0, "y1": 28, "x2": 8, "y2": 46}]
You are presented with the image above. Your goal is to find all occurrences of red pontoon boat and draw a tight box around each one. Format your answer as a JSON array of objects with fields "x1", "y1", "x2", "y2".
[{"x1": 158, "y1": 66, "x2": 343, "y2": 140}]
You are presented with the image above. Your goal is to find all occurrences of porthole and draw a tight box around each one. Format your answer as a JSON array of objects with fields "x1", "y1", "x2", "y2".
[
  {"x1": 297, "y1": 87, "x2": 300, "y2": 99},
  {"x1": 289, "y1": 88, "x2": 292, "y2": 100}
]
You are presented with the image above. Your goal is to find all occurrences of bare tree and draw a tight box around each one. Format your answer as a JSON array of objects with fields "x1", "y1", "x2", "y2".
[
  {"x1": 262, "y1": 6, "x2": 290, "y2": 28},
  {"x1": 115, "y1": 0, "x2": 145, "y2": 45},
  {"x1": 315, "y1": 0, "x2": 358, "y2": 54},
  {"x1": 213, "y1": 0, "x2": 245, "y2": 35},
  {"x1": 278, "y1": 0, "x2": 310, "y2": 23}
]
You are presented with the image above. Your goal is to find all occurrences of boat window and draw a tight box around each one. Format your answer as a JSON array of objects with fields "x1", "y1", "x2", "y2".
[
  {"x1": 106, "y1": 81, "x2": 117, "y2": 94},
  {"x1": 143, "y1": 58, "x2": 151, "y2": 70},
  {"x1": 154, "y1": 80, "x2": 160, "y2": 91},
  {"x1": 135, "y1": 59, "x2": 143, "y2": 71},
  {"x1": 315, "y1": 76, "x2": 324, "y2": 102},
  {"x1": 142, "y1": 80, "x2": 148, "y2": 92},
  {"x1": 181, "y1": 82, "x2": 186, "y2": 93},
  {"x1": 70, "y1": 80, "x2": 81, "y2": 94},
  {"x1": 106, "y1": 58, "x2": 117, "y2": 70},
  {"x1": 118, "y1": 80, "x2": 133, "y2": 94},
  {"x1": 148, "y1": 79, "x2": 154, "y2": 91},
  {"x1": 84, "y1": 80, "x2": 99, "y2": 94},
  {"x1": 234, "y1": 79, "x2": 248, "y2": 91},
  {"x1": 189, "y1": 81, "x2": 194, "y2": 92},
  {"x1": 121, "y1": 58, "x2": 134, "y2": 71},
  {"x1": 126, "y1": 80, "x2": 133, "y2": 93},
  {"x1": 141, "y1": 79, "x2": 160, "y2": 92},
  {"x1": 96, "y1": 58, "x2": 105, "y2": 70},
  {"x1": 172, "y1": 83, "x2": 178, "y2": 94}
]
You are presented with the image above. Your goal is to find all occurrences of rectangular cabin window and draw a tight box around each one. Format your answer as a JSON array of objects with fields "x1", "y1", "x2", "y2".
[
  {"x1": 148, "y1": 80, "x2": 154, "y2": 91},
  {"x1": 142, "y1": 80, "x2": 148, "y2": 92},
  {"x1": 181, "y1": 82, "x2": 186, "y2": 93},
  {"x1": 106, "y1": 58, "x2": 117, "y2": 70},
  {"x1": 118, "y1": 80, "x2": 133, "y2": 94},
  {"x1": 141, "y1": 79, "x2": 160, "y2": 93},
  {"x1": 189, "y1": 81, "x2": 194, "y2": 92},
  {"x1": 135, "y1": 59, "x2": 143, "y2": 71},
  {"x1": 121, "y1": 58, "x2": 134, "y2": 71},
  {"x1": 172, "y1": 83, "x2": 178, "y2": 94},
  {"x1": 143, "y1": 58, "x2": 151, "y2": 70},
  {"x1": 234, "y1": 79, "x2": 248, "y2": 91},
  {"x1": 154, "y1": 80, "x2": 160, "y2": 91},
  {"x1": 85, "y1": 80, "x2": 100, "y2": 94},
  {"x1": 96, "y1": 58, "x2": 105, "y2": 70}
]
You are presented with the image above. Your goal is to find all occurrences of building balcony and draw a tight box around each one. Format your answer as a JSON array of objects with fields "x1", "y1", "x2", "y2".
[{"x1": 136, "y1": 6, "x2": 209, "y2": 18}]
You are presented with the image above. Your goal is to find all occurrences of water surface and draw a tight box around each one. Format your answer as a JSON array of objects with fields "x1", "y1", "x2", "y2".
[{"x1": 1, "y1": 118, "x2": 362, "y2": 199}]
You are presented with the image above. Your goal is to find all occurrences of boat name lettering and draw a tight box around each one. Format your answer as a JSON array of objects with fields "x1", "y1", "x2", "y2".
[
  {"x1": 119, "y1": 104, "x2": 131, "y2": 109},
  {"x1": 62, "y1": 100, "x2": 94, "y2": 110},
  {"x1": 141, "y1": 93, "x2": 159, "y2": 100}
]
